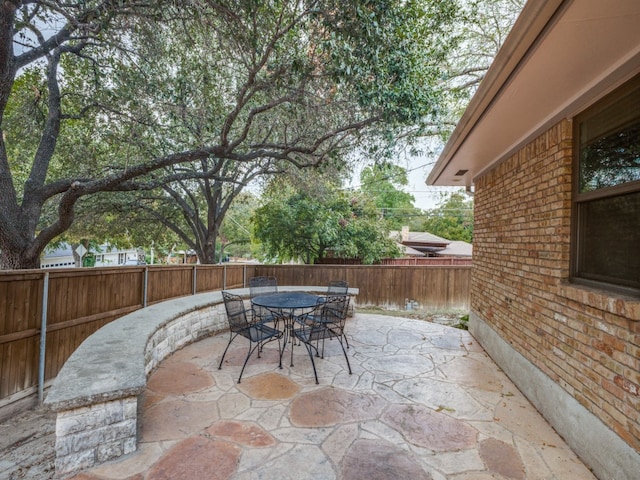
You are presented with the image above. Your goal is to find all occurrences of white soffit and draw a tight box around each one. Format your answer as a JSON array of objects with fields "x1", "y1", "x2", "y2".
[{"x1": 427, "y1": 0, "x2": 640, "y2": 187}]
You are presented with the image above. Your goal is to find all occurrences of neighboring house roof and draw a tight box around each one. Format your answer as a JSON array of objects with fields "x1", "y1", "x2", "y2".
[
  {"x1": 399, "y1": 244, "x2": 425, "y2": 257},
  {"x1": 403, "y1": 231, "x2": 450, "y2": 246},
  {"x1": 390, "y1": 229, "x2": 472, "y2": 258},
  {"x1": 390, "y1": 229, "x2": 450, "y2": 246},
  {"x1": 427, "y1": 0, "x2": 640, "y2": 187},
  {"x1": 94, "y1": 244, "x2": 138, "y2": 254},
  {"x1": 438, "y1": 241, "x2": 473, "y2": 258},
  {"x1": 43, "y1": 245, "x2": 74, "y2": 259}
]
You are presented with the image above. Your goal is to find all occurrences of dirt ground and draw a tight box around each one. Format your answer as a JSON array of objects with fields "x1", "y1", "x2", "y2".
[
  {"x1": 356, "y1": 307, "x2": 468, "y2": 329},
  {"x1": 0, "y1": 407, "x2": 56, "y2": 479},
  {"x1": 0, "y1": 309, "x2": 463, "y2": 479}
]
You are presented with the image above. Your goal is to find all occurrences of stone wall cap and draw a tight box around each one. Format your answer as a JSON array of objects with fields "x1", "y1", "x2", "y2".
[{"x1": 43, "y1": 286, "x2": 358, "y2": 411}]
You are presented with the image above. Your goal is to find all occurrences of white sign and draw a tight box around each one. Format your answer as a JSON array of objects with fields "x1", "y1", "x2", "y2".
[{"x1": 75, "y1": 244, "x2": 87, "y2": 258}]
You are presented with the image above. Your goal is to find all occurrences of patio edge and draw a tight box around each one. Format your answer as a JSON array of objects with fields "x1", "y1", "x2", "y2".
[{"x1": 469, "y1": 311, "x2": 640, "y2": 480}]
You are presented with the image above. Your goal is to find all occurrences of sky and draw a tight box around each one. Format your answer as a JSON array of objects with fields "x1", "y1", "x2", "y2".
[
  {"x1": 346, "y1": 139, "x2": 466, "y2": 211},
  {"x1": 403, "y1": 154, "x2": 463, "y2": 211}
]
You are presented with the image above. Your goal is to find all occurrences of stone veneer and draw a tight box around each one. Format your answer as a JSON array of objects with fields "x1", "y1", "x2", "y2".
[
  {"x1": 54, "y1": 397, "x2": 138, "y2": 474},
  {"x1": 45, "y1": 295, "x2": 228, "y2": 478},
  {"x1": 44, "y1": 287, "x2": 357, "y2": 479}
]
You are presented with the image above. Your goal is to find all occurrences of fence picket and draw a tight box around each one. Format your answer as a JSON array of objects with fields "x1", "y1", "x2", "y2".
[{"x1": 0, "y1": 263, "x2": 469, "y2": 408}]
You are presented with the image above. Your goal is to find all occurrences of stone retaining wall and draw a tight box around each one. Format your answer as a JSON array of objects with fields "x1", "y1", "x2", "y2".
[
  {"x1": 44, "y1": 287, "x2": 357, "y2": 478},
  {"x1": 54, "y1": 397, "x2": 138, "y2": 474}
]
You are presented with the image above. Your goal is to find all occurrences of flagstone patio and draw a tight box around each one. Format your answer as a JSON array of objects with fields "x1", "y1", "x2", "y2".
[{"x1": 66, "y1": 312, "x2": 595, "y2": 479}]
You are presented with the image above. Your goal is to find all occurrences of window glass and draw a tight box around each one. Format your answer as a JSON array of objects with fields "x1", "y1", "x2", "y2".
[
  {"x1": 579, "y1": 123, "x2": 640, "y2": 192},
  {"x1": 579, "y1": 86, "x2": 640, "y2": 192},
  {"x1": 573, "y1": 75, "x2": 640, "y2": 294},
  {"x1": 577, "y1": 191, "x2": 640, "y2": 289}
]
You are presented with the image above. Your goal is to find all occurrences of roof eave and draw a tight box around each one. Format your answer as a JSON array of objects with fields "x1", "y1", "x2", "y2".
[{"x1": 427, "y1": 0, "x2": 640, "y2": 187}]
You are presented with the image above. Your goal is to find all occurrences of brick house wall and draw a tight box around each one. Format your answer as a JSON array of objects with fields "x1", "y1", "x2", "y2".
[{"x1": 471, "y1": 118, "x2": 640, "y2": 452}]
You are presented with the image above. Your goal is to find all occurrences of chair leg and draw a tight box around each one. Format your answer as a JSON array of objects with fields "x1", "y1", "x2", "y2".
[
  {"x1": 274, "y1": 333, "x2": 283, "y2": 369},
  {"x1": 302, "y1": 341, "x2": 319, "y2": 384},
  {"x1": 338, "y1": 337, "x2": 352, "y2": 375},
  {"x1": 237, "y1": 342, "x2": 261, "y2": 383},
  {"x1": 218, "y1": 332, "x2": 238, "y2": 370}
]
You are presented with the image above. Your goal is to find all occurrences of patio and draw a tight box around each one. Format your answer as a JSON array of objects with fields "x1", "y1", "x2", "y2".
[{"x1": 64, "y1": 311, "x2": 594, "y2": 480}]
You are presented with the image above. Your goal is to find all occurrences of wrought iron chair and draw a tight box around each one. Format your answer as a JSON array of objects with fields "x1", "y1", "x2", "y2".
[
  {"x1": 249, "y1": 276, "x2": 278, "y2": 296},
  {"x1": 218, "y1": 291, "x2": 282, "y2": 383},
  {"x1": 327, "y1": 280, "x2": 349, "y2": 295},
  {"x1": 249, "y1": 276, "x2": 279, "y2": 326},
  {"x1": 315, "y1": 293, "x2": 351, "y2": 350},
  {"x1": 291, "y1": 295, "x2": 352, "y2": 384},
  {"x1": 318, "y1": 281, "x2": 351, "y2": 350}
]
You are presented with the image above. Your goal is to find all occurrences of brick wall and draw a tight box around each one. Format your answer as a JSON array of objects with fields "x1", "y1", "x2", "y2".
[{"x1": 472, "y1": 118, "x2": 640, "y2": 451}]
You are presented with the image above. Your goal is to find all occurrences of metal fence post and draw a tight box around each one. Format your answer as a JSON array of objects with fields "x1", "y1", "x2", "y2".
[
  {"x1": 143, "y1": 267, "x2": 149, "y2": 308},
  {"x1": 38, "y1": 272, "x2": 49, "y2": 405},
  {"x1": 193, "y1": 265, "x2": 197, "y2": 295},
  {"x1": 223, "y1": 265, "x2": 227, "y2": 289}
]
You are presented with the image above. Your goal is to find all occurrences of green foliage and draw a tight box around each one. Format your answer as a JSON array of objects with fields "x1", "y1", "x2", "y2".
[
  {"x1": 0, "y1": 0, "x2": 519, "y2": 269},
  {"x1": 421, "y1": 191, "x2": 474, "y2": 242},
  {"x1": 219, "y1": 192, "x2": 258, "y2": 259},
  {"x1": 359, "y1": 162, "x2": 421, "y2": 230},
  {"x1": 452, "y1": 314, "x2": 469, "y2": 330},
  {"x1": 440, "y1": 0, "x2": 525, "y2": 129},
  {"x1": 252, "y1": 177, "x2": 399, "y2": 264},
  {"x1": 321, "y1": 0, "x2": 460, "y2": 125},
  {"x1": 3, "y1": 69, "x2": 47, "y2": 187}
]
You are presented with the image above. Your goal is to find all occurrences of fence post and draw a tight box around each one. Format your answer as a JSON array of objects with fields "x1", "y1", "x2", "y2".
[
  {"x1": 38, "y1": 272, "x2": 49, "y2": 405},
  {"x1": 143, "y1": 267, "x2": 149, "y2": 308},
  {"x1": 193, "y1": 265, "x2": 197, "y2": 295},
  {"x1": 223, "y1": 265, "x2": 227, "y2": 289}
]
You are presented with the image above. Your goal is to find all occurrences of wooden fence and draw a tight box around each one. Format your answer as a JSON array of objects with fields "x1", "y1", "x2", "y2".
[
  {"x1": 0, "y1": 263, "x2": 470, "y2": 409},
  {"x1": 254, "y1": 264, "x2": 471, "y2": 311},
  {"x1": 380, "y1": 257, "x2": 473, "y2": 266}
]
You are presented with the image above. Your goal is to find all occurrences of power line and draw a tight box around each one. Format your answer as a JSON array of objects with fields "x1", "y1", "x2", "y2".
[{"x1": 378, "y1": 207, "x2": 473, "y2": 211}]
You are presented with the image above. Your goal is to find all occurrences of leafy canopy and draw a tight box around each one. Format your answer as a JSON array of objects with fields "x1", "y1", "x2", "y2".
[
  {"x1": 359, "y1": 162, "x2": 422, "y2": 230},
  {"x1": 253, "y1": 175, "x2": 400, "y2": 264},
  {"x1": 421, "y1": 191, "x2": 474, "y2": 243},
  {"x1": 0, "y1": 0, "x2": 463, "y2": 269}
]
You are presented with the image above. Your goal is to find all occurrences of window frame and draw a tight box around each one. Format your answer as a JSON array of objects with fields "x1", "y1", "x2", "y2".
[{"x1": 571, "y1": 75, "x2": 640, "y2": 296}]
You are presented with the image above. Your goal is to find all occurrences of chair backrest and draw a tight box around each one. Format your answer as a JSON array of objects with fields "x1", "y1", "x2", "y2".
[
  {"x1": 327, "y1": 280, "x2": 348, "y2": 295},
  {"x1": 320, "y1": 294, "x2": 350, "y2": 329},
  {"x1": 222, "y1": 291, "x2": 250, "y2": 332},
  {"x1": 249, "y1": 276, "x2": 278, "y2": 298}
]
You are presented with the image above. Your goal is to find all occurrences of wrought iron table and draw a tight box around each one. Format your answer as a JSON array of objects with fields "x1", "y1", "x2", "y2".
[{"x1": 251, "y1": 292, "x2": 320, "y2": 365}]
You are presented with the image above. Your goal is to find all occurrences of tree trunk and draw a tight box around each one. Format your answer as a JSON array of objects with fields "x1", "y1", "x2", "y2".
[
  {"x1": 0, "y1": 248, "x2": 41, "y2": 270},
  {"x1": 199, "y1": 239, "x2": 217, "y2": 264}
]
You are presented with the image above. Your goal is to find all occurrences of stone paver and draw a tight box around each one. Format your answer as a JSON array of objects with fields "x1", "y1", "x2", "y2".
[
  {"x1": 238, "y1": 372, "x2": 300, "y2": 400},
  {"x1": 479, "y1": 438, "x2": 526, "y2": 480},
  {"x1": 147, "y1": 436, "x2": 240, "y2": 480},
  {"x1": 382, "y1": 403, "x2": 477, "y2": 451},
  {"x1": 206, "y1": 421, "x2": 276, "y2": 447},
  {"x1": 290, "y1": 388, "x2": 387, "y2": 427},
  {"x1": 146, "y1": 361, "x2": 214, "y2": 395},
  {"x1": 341, "y1": 438, "x2": 434, "y2": 480},
  {"x1": 8, "y1": 312, "x2": 597, "y2": 479}
]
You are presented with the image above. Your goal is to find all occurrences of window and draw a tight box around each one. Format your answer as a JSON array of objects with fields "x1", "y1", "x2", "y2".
[{"x1": 572, "y1": 75, "x2": 640, "y2": 294}]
